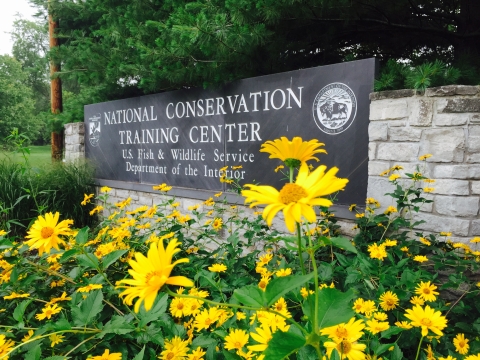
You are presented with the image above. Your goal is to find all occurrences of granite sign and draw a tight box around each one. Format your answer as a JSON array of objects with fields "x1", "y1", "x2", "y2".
[{"x1": 85, "y1": 58, "x2": 376, "y2": 205}]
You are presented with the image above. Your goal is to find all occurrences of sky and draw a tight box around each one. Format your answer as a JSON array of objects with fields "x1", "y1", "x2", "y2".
[{"x1": 0, "y1": 0, "x2": 38, "y2": 55}]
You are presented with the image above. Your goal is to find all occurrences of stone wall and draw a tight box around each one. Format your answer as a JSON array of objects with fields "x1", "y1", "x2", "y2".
[
  {"x1": 368, "y1": 85, "x2": 480, "y2": 242},
  {"x1": 64, "y1": 122, "x2": 85, "y2": 162}
]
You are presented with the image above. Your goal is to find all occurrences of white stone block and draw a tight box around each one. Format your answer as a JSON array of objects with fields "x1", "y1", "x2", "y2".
[
  {"x1": 430, "y1": 179, "x2": 470, "y2": 195},
  {"x1": 370, "y1": 99, "x2": 408, "y2": 120},
  {"x1": 182, "y1": 198, "x2": 204, "y2": 213},
  {"x1": 435, "y1": 196, "x2": 479, "y2": 217},
  {"x1": 369, "y1": 122, "x2": 388, "y2": 141},
  {"x1": 414, "y1": 212, "x2": 470, "y2": 236},
  {"x1": 467, "y1": 126, "x2": 480, "y2": 152},
  {"x1": 376, "y1": 143, "x2": 419, "y2": 162},
  {"x1": 409, "y1": 99, "x2": 433, "y2": 126},
  {"x1": 387, "y1": 121, "x2": 407, "y2": 127},
  {"x1": 471, "y1": 220, "x2": 480, "y2": 236},
  {"x1": 138, "y1": 195, "x2": 153, "y2": 206},
  {"x1": 419, "y1": 128, "x2": 465, "y2": 163},
  {"x1": 466, "y1": 153, "x2": 480, "y2": 163},
  {"x1": 127, "y1": 191, "x2": 139, "y2": 202},
  {"x1": 369, "y1": 142, "x2": 377, "y2": 160},
  {"x1": 389, "y1": 127, "x2": 422, "y2": 142},
  {"x1": 366, "y1": 176, "x2": 397, "y2": 211},
  {"x1": 336, "y1": 219, "x2": 359, "y2": 238},
  {"x1": 434, "y1": 113, "x2": 469, "y2": 126},
  {"x1": 368, "y1": 161, "x2": 390, "y2": 176},
  {"x1": 433, "y1": 164, "x2": 480, "y2": 179},
  {"x1": 472, "y1": 181, "x2": 480, "y2": 195}
]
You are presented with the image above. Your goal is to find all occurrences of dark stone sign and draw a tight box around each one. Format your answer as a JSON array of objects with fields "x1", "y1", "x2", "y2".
[{"x1": 85, "y1": 58, "x2": 376, "y2": 205}]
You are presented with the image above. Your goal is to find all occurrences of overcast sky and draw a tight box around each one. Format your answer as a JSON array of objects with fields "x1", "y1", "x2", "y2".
[{"x1": 0, "y1": 0, "x2": 38, "y2": 55}]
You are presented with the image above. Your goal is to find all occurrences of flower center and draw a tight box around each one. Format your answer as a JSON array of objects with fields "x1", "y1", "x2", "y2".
[
  {"x1": 205, "y1": 318, "x2": 212, "y2": 325},
  {"x1": 234, "y1": 341, "x2": 242, "y2": 349},
  {"x1": 423, "y1": 288, "x2": 431, "y2": 294},
  {"x1": 166, "y1": 352, "x2": 175, "y2": 360},
  {"x1": 145, "y1": 271, "x2": 167, "y2": 288},
  {"x1": 276, "y1": 304, "x2": 283, "y2": 311},
  {"x1": 41, "y1": 227, "x2": 55, "y2": 239},
  {"x1": 336, "y1": 340, "x2": 352, "y2": 354},
  {"x1": 335, "y1": 326, "x2": 348, "y2": 338},
  {"x1": 259, "y1": 281, "x2": 267, "y2": 289},
  {"x1": 459, "y1": 341, "x2": 465, "y2": 347},
  {"x1": 177, "y1": 303, "x2": 184, "y2": 310},
  {"x1": 279, "y1": 183, "x2": 308, "y2": 204},
  {"x1": 421, "y1": 318, "x2": 432, "y2": 326}
]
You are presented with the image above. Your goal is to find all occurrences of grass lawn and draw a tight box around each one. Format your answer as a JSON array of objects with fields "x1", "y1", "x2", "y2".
[{"x1": 0, "y1": 145, "x2": 52, "y2": 166}]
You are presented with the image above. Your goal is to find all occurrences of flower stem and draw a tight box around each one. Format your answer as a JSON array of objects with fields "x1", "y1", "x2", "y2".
[
  {"x1": 414, "y1": 336, "x2": 424, "y2": 360},
  {"x1": 296, "y1": 222, "x2": 306, "y2": 275}
]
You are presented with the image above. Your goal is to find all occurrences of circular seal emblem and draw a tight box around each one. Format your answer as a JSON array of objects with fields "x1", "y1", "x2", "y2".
[
  {"x1": 88, "y1": 113, "x2": 101, "y2": 147},
  {"x1": 312, "y1": 83, "x2": 357, "y2": 135}
]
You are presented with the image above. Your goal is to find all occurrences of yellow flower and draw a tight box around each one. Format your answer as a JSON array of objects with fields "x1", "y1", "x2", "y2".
[
  {"x1": 208, "y1": 263, "x2": 227, "y2": 273},
  {"x1": 301, "y1": 287, "x2": 314, "y2": 298},
  {"x1": 258, "y1": 275, "x2": 270, "y2": 292},
  {"x1": 366, "y1": 319, "x2": 390, "y2": 334},
  {"x1": 3, "y1": 292, "x2": 29, "y2": 300},
  {"x1": 90, "y1": 349, "x2": 122, "y2": 360},
  {"x1": 78, "y1": 284, "x2": 103, "y2": 293},
  {"x1": 384, "y1": 206, "x2": 397, "y2": 215},
  {"x1": 188, "y1": 204, "x2": 200, "y2": 211},
  {"x1": 395, "y1": 321, "x2": 413, "y2": 330},
  {"x1": 0, "y1": 334, "x2": 15, "y2": 359},
  {"x1": 410, "y1": 296, "x2": 425, "y2": 306},
  {"x1": 89, "y1": 205, "x2": 104, "y2": 215},
  {"x1": 170, "y1": 297, "x2": 192, "y2": 318},
  {"x1": 116, "y1": 240, "x2": 194, "y2": 312},
  {"x1": 440, "y1": 232, "x2": 452, "y2": 236},
  {"x1": 423, "y1": 187, "x2": 435, "y2": 193},
  {"x1": 271, "y1": 297, "x2": 291, "y2": 318},
  {"x1": 35, "y1": 304, "x2": 62, "y2": 320},
  {"x1": 465, "y1": 355, "x2": 480, "y2": 360},
  {"x1": 25, "y1": 212, "x2": 73, "y2": 256},
  {"x1": 22, "y1": 330, "x2": 35, "y2": 342},
  {"x1": 404, "y1": 304, "x2": 447, "y2": 337},
  {"x1": 414, "y1": 255, "x2": 428, "y2": 263},
  {"x1": 242, "y1": 162, "x2": 348, "y2": 232},
  {"x1": 187, "y1": 347, "x2": 206, "y2": 360},
  {"x1": 194, "y1": 307, "x2": 220, "y2": 331},
  {"x1": 225, "y1": 329, "x2": 249, "y2": 351},
  {"x1": 48, "y1": 292, "x2": 72, "y2": 305},
  {"x1": 49, "y1": 333, "x2": 64, "y2": 347},
  {"x1": 236, "y1": 312, "x2": 246, "y2": 321},
  {"x1": 258, "y1": 253, "x2": 273, "y2": 265},
  {"x1": 368, "y1": 243, "x2": 387, "y2": 261},
  {"x1": 214, "y1": 192, "x2": 223, "y2": 197},
  {"x1": 100, "y1": 186, "x2": 112, "y2": 193},
  {"x1": 438, "y1": 356, "x2": 456, "y2": 360},
  {"x1": 275, "y1": 268, "x2": 292, "y2": 277},
  {"x1": 0, "y1": 230, "x2": 7, "y2": 237},
  {"x1": 388, "y1": 174, "x2": 400, "y2": 181},
  {"x1": 415, "y1": 281, "x2": 439, "y2": 302},
  {"x1": 400, "y1": 246, "x2": 409, "y2": 252},
  {"x1": 248, "y1": 325, "x2": 273, "y2": 352},
  {"x1": 212, "y1": 218, "x2": 223, "y2": 230},
  {"x1": 352, "y1": 298, "x2": 365, "y2": 313},
  {"x1": 419, "y1": 237, "x2": 431, "y2": 246},
  {"x1": 360, "y1": 300, "x2": 377, "y2": 317},
  {"x1": 470, "y1": 237, "x2": 480, "y2": 243},
  {"x1": 274, "y1": 165, "x2": 284, "y2": 173},
  {"x1": 355, "y1": 213, "x2": 365, "y2": 218},
  {"x1": 160, "y1": 336, "x2": 189, "y2": 359},
  {"x1": 383, "y1": 239, "x2": 397, "y2": 247},
  {"x1": 115, "y1": 197, "x2": 132, "y2": 209},
  {"x1": 320, "y1": 318, "x2": 365, "y2": 342},
  {"x1": 260, "y1": 137, "x2": 326, "y2": 165},
  {"x1": 349, "y1": 204, "x2": 356, "y2": 211},
  {"x1": 453, "y1": 333, "x2": 469, "y2": 355},
  {"x1": 419, "y1": 154, "x2": 432, "y2": 160},
  {"x1": 324, "y1": 338, "x2": 367, "y2": 360},
  {"x1": 232, "y1": 165, "x2": 243, "y2": 170},
  {"x1": 81, "y1": 193, "x2": 94, "y2": 205},
  {"x1": 379, "y1": 291, "x2": 399, "y2": 311}
]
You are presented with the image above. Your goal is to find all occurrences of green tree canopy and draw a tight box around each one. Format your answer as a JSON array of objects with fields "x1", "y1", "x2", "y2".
[
  {"x1": 30, "y1": 0, "x2": 480, "y2": 98},
  {"x1": 0, "y1": 55, "x2": 41, "y2": 142}
]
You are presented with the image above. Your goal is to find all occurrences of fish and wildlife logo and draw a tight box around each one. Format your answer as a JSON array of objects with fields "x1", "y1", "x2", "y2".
[
  {"x1": 312, "y1": 83, "x2": 357, "y2": 135},
  {"x1": 88, "y1": 114, "x2": 101, "y2": 147}
]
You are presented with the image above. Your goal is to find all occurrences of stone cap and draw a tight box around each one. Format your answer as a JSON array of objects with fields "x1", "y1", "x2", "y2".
[{"x1": 370, "y1": 85, "x2": 480, "y2": 101}]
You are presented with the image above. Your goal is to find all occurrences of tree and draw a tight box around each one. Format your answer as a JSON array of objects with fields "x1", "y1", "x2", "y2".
[
  {"x1": 29, "y1": 0, "x2": 480, "y2": 98},
  {"x1": 0, "y1": 55, "x2": 41, "y2": 142}
]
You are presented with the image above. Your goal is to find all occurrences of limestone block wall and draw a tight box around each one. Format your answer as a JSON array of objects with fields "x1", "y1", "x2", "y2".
[
  {"x1": 64, "y1": 122, "x2": 85, "y2": 162},
  {"x1": 368, "y1": 86, "x2": 480, "y2": 242}
]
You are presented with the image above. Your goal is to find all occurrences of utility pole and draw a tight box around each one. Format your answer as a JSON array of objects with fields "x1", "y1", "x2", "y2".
[{"x1": 49, "y1": 0, "x2": 63, "y2": 161}]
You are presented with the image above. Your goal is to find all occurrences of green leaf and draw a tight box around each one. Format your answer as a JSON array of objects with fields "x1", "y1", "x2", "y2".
[
  {"x1": 317, "y1": 288, "x2": 355, "y2": 329},
  {"x1": 233, "y1": 285, "x2": 265, "y2": 307},
  {"x1": 139, "y1": 292, "x2": 169, "y2": 326},
  {"x1": 222, "y1": 350, "x2": 242, "y2": 360},
  {"x1": 380, "y1": 326, "x2": 403, "y2": 339},
  {"x1": 10, "y1": 266, "x2": 18, "y2": 283},
  {"x1": 136, "y1": 324, "x2": 163, "y2": 345},
  {"x1": 99, "y1": 315, "x2": 135, "y2": 338},
  {"x1": 390, "y1": 343, "x2": 404, "y2": 360},
  {"x1": 25, "y1": 343, "x2": 41, "y2": 360},
  {"x1": 375, "y1": 343, "x2": 395, "y2": 356},
  {"x1": 132, "y1": 346, "x2": 146, "y2": 360},
  {"x1": 53, "y1": 317, "x2": 72, "y2": 331},
  {"x1": 13, "y1": 299, "x2": 32, "y2": 322},
  {"x1": 60, "y1": 249, "x2": 79, "y2": 263},
  {"x1": 44, "y1": 357, "x2": 70, "y2": 360},
  {"x1": 265, "y1": 273, "x2": 313, "y2": 307},
  {"x1": 71, "y1": 290, "x2": 104, "y2": 326},
  {"x1": 101, "y1": 250, "x2": 128, "y2": 270},
  {"x1": 77, "y1": 253, "x2": 99, "y2": 269},
  {"x1": 75, "y1": 226, "x2": 90, "y2": 245},
  {"x1": 296, "y1": 345, "x2": 318, "y2": 360},
  {"x1": 330, "y1": 237, "x2": 357, "y2": 254},
  {"x1": 191, "y1": 335, "x2": 217, "y2": 348},
  {"x1": 263, "y1": 330, "x2": 306, "y2": 360}
]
